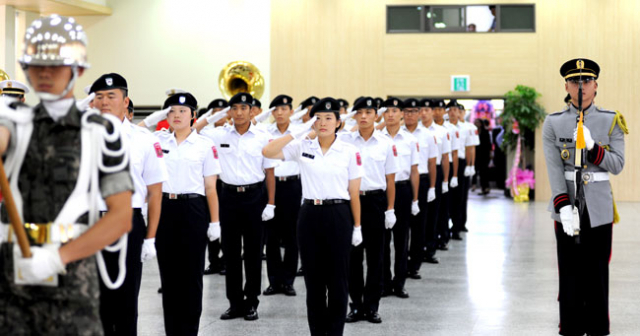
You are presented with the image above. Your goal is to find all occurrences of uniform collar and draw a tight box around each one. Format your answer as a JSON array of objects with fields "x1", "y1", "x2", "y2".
[
  {"x1": 35, "y1": 99, "x2": 81, "y2": 127},
  {"x1": 309, "y1": 136, "x2": 344, "y2": 153},
  {"x1": 269, "y1": 122, "x2": 291, "y2": 135},
  {"x1": 231, "y1": 122, "x2": 259, "y2": 136},
  {"x1": 569, "y1": 102, "x2": 595, "y2": 116},
  {"x1": 171, "y1": 129, "x2": 198, "y2": 144},
  {"x1": 353, "y1": 129, "x2": 378, "y2": 143},
  {"x1": 382, "y1": 126, "x2": 406, "y2": 139}
]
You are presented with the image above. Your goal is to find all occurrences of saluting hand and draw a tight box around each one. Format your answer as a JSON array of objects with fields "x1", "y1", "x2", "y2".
[
  {"x1": 352, "y1": 226, "x2": 363, "y2": 246},
  {"x1": 141, "y1": 238, "x2": 157, "y2": 262},
  {"x1": 76, "y1": 92, "x2": 95, "y2": 111},
  {"x1": 261, "y1": 204, "x2": 275, "y2": 221},
  {"x1": 206, "y1": 107, "x2": 230, "y2": 125},
  {"x1": 143, "y1": 107, "x2": 172, "y2": 127}
]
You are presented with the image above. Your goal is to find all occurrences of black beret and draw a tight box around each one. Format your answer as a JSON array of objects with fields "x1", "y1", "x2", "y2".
[
  {"x1": 446, "y1": 99, "x2": 458, "y2": 108},
  {"x1": 403, "y1": 98, "x2": 418, "y2": 109},
  {"x1": 382, "y1": 97, "x2": 404, "y2": 109},
  {"x1": 90, "y1": 73, "x2": 127, "y2": 94},
  {"x1": 301, "y1": 96, "x2": 319, "y2": 109},
  {"x1": 432, "y1": 99, "x2": 446, "y2": 108},
  {"x1": 270, "y1": 94, "x2": 293, "y2": 108},
  {"x1": 337, "y1": 99, "x2": 349, "y2": 108},
  {"x1": 419, "y1": 98, "x2": 432, "y2": 108},
  {"x1": 127, "y1": 99, "x2": 134, "y2": 113},
  {"x1": 560, "y1": 58, "x2": 600, "y2": 80},
  {"x1": 229, "y1": 92, "x2": 253, "y2": 107},
  {"x1": 252, "y1": 98, "x2": 261, "y2": 108},
  {"x1": 352, "y1": 96, "x2": 376, "y2": 111},
  {"x1": 374, "y1": 97, "x2": 383, "y2": 109},
  {"x1": 457, "y1": 103, "x2": 465, "y2": 110},
  {"x1": 163, "y1": 92, "x2": 197, "y2": 111},
  {"x1": 309, "y1": 97, "x2": 340, "y2": 117},
  {"x1": 207, "y1": 99, "x2": 228, "y2": 110}
]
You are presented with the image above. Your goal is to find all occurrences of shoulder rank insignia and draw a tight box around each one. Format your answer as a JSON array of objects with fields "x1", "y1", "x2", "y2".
[{"x1": 609, "y1": 111, "x2": 629, "y2": 136}]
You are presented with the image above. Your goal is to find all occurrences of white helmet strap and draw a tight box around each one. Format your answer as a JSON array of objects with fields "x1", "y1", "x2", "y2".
[{"x1": 25, "y1": 66, "x2": 79, "y2": 102}]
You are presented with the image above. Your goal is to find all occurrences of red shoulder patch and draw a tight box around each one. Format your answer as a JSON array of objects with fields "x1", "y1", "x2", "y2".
[
  {"x1": 475, "y1": 129, "x2": 479, "y2": 135},
  {"x1": 212, "y1": 145, "x2": 219, "y2": 159},
  {"x1": 416, "y1": 143, "x2": 420, "y2": 152},
  {"x1": 433, "y1": 136, "x2": 438, "y2": 144},
  {"x1": 447, "y1": 133, "x2": 450, "y2": 140},
  {"x1": 392, "y1": 145, "x2": 398, "y2": 157},
  {"x1": 153, "y1": 142, "x2": 163, "y2": 158},
  {"x1": 356, "y1": 152, "x2": 362, "y2": 166},
  {"x1": 456, "y1": 131, "x2": 459, "y2": 138}
]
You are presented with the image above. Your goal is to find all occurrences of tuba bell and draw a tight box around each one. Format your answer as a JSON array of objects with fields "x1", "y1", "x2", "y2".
[{"x1": 218, "y1": 61, "x2": 264, "y2": 100}]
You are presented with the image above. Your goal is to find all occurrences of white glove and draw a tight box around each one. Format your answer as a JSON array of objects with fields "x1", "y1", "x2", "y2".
[
  {"x1": 76, "y1": 92, "x2": 95, "y2": 111},
  {"x1": 290, "y1": 108, "x2": 308, "y2": 122},
  {"x1": 427, "y1": 188, "x2": 436, "y2": 202},
  {"x1": 293, "y1": 104, "x2": 303, "y2": 113},
  {"x1": 377, "y1": 107, "x2": 387, "y2": 117},
  {"x1": 340, "y1": 109, "x2": 357, "y2": 121},
  {"x1": 255, "y1": 107, "x2": 276, "y2": 123},
  {"x1": 207, "y1": 222, "x2": 221, "y2": 241},
  {"x1": 206, "y1": 106, "x2": 230, "y2": 125},
  {"x1": 384, "y1": 209, "x2": 396, "y2": 229},
  {"x1": 450, "y1": 176, "x2": 458, "y2": 188},
  {"x1": 143, "y1": 107, "x2": 172, "y2": 127},
  {"x1": 352, "y1": 226, "x2": 363, "y2": 246},
  {"x1": 262, "y1": 204, "x2": 275, "y2": 221},
  {"x1": 15, "y1": 246, "x2": 66, "y2": 283},
  {"x1": 411, "y1": 200, "x2": 420, "y2": 216},
  {"x1": 291, "y1": 116, "x2": 317, "y2": 139},
  {"x1": 559, "y1": 205, "x2": 574, "y2": 236},
  {"x1": 141, "y1": 238, "x2": 157, "y2": 262},
  {"x1": 442, "y1": 182, "x2": 449, "y2": 194},
  {"x1": 200, "y1": 108, "x2": 214, "y2": 120},
  {"x1": 464, "y1": 166, "x2": 473, "y2": 177},
  {"x1": 470, "y1": 166, "x2": 476, "y2": 176},
  {"x1": 574, "y1": 125, "x2": 595, "y2": 150}
]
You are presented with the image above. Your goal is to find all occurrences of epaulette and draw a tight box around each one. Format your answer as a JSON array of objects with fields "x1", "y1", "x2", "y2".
[
  {"x1": 595, "y1": 106, "x2": 616, "y2": 114},
  {"x1": 609, "y1": 110, "x2": 629, "y2": 136},
  {"x1": 548, "y1": 107, "x2": 569, "y2": 116}
]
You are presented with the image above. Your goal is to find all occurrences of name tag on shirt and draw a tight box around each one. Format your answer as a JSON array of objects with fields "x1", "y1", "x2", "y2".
[
  {"x1": 302, "y1": 152, "x2": 315, "y2": 159},
  {"x1": 220, "y1": 144, "x2": 230, "y2": 148}
]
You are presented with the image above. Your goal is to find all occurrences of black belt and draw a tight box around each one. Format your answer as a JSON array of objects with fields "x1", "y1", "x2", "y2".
[
  {"x1": 221, "y1": 181, "x2": 263, "y2": 193},
  {"x1": 396, "y1": 180, "x2": 410, "y2": 186},
  {"x1": 100, "y1": 208, "x2": 142, "y2": 217},
  {"x1": 276, "y1": 175, "x2": 300, "y2": 182},
  {"x1": 419, "y1": 173, "x2": 429, "y2": 179},
  {"x1": 303, "y1": 199, "x2": 348, "y2": 206},
  {"x1": 162, "y1": 193, "x2": 203, "y2": 200},
  {"x1": 359, "y1": 189, "x2": 384, "y2": 196}
]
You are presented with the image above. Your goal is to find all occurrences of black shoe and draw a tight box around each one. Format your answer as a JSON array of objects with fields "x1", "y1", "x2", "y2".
[
  {"x1": 244, "y1": 307, "x2": 259, "y2": 321},
  {"x1": 451, "y1": 232, "x2": 463, "y2": 241},
  {"x1": 261, "y1": 253, "x2": 267, "y2": 261},
  {"x1": 407, "y1": 271, "x2": 421, "y2": 280},
  {"x1": 204, "y1": 266, "x2": 220, "y2": 275},
  {"x1": 219, "y1": 266, "x2": 227, "y2": 276},
  {"x1": 381, "y1": 288, "x2": 393, "y2": 297},
  {"x1": 437, "y1": 243, "x2": 449, "y2": 251},
  {"x1": 296, "y1": 267, "x2": 304, "y2": 276},
  {"x1": 263, "y1": 285, "x2": 281, "y2": 296},
  {"x1": 345, "y1": 308, "x2": 363, "y2": 323},
  {"x1": 424, "y1": 255, "x2": 440, "y2": 264},
  {"x1": 394, "y1": 288, "x2": 409, "y2": 299},
  {"x1": 220, "y1": 308, "x2": 244, "y2": 320},
  {"x1": 282, "y1": 285, "x2": 297, "y2": 296},
  {"x1": 367, "y1": 311, "x2": 382, "y2": 324},
  {"x1": 157, "y1": 287, "x2": 162, "y2": 294},
  {"x1": 460, "y1": 226, "x2": 469, "y2": 232}
]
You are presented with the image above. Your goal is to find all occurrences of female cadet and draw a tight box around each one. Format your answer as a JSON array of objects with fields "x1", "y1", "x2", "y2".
[
  {"x1": 154, "y1": 92, "x2": 221, "y2": 336},
  {"x1": 263, "y1": 97, "x2": 363, "y2": 336}
]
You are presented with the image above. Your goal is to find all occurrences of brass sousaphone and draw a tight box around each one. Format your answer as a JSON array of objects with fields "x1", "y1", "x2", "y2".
[
  {"x1": 0, "y1": 69, "x2": 9, "y2": 95},
  {"x1": 218, "y1": 61, "x2": 264, "y2": 100}
]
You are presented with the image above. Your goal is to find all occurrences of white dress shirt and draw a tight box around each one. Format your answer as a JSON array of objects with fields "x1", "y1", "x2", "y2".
[
  {"x1": 381, "y1": 127, "x2": 420, "y2": 181},
  {"x1": 443, "y1": 121, "x2": 461, "y2": 163},
  {"x1": 339, "y1": 130, "x2": 399, "y2": 191},
  {"x1": 427, "y1": 123, "x2": 452, "y2": 165},
  {"x1": 267, "y1": 122, "x2": 301, "y2": 177},
  {"x1": 403, "y1": 125, "x2": 439, "y2": 174}
]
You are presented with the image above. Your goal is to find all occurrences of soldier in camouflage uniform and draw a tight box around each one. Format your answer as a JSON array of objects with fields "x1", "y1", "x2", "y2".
[
  {"x1": 543, "y1": 58, "x2": 626, "y2": 336},
  {"x1": 0, "y1": 15, "x2": 133, "y2": 335}
]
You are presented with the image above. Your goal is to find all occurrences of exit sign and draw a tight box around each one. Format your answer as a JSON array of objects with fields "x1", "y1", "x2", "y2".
[{"x1": 451, "y1": 75, "x2": 470, "y2": 92}]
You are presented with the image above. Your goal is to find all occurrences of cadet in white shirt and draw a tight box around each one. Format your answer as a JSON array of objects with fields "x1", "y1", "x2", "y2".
[
  {"x1": 263, "y1": 97, "x2": 363, "y2": 336},
  {"x1": 404, "y1": 98, "x2": 439, "y2": 274},
  {"x1": 443, "y1": 100, "x2": 463, "y2": 242},
  {"x1": 263, "y1": 94, "x2": 300, "y2": 297},
  {"x1": 200, "y1": 92, "x2": 277, "y2": 322},
  {"x1": 380, "y1": 97, "x2": 420, "y2": 299},
  {"x1": 422, "y1": 100, "x2": 452, "y2": 256},
  {"x1": 154, "y1": 92, "x2": 221, "y2": 335},
  {"x1": 90, "y1": 73, "x2": 168, "y2": 336},
  {"x1": 340, "y1": 97, "x2": 398, "y2": 324},
  {"x1": 447, "y1": 101, "x2": 468, "y2": 239},
  {"x1": 431, "y1": 99, "x2": 455, "y2": 251}
]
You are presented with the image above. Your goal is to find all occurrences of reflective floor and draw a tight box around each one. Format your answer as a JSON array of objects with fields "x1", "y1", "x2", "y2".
[{"x1": 137, "y1": 190, "x2": 640, "y2": 335}]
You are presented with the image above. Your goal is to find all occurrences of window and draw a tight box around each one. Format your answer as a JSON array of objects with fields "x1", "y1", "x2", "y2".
[{"x1": 386, "y1": 4, "x2": 535, "y2": 33}]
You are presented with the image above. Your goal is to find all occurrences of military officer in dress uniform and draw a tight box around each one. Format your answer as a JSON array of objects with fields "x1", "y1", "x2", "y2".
[
  {"x1": 543, "y1": 58, "x2": 626, "y2": 336},
  {"x1": 263, "y1": 94, "x2": 300, "y2": 297},
  {"x1": 380, "y1": 97, "x2": 420, "y2": 298},
  {"x1": 263, "y1": 97, "x2": 363, "y2": 336},
  {"x1": 0, "y1": 15, "x2": 134, "y2": 335},
  {"x1": 0, "y1": 80, "x2": 29, "y2": 102},
  {"x1": 200, "y1": 92, "x2": 277, "y2": 321},
  {"x1": 90, "y1": 73, "x2": 168, "y2": 336},
  {"x1": 340, "y1": 97, "x2": 398, "y2": 324}
]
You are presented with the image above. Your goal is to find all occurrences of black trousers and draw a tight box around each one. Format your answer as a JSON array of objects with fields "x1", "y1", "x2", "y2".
[
  {"x1": 408, "y1": 174, "x2": 429, "y2": 273},
  {"x1": 266, "y1": 179, "x2": 301, "y2": 287},
  {"x1": 99, "y1": 209, "x2": 145, "y2": 336},
  {"x1": 450, "y1": 158, "x2": 467, "y2": 234},
  {"x1": 156, "y1": 196, "x2": 209, "y2": 336},
  {"x1": 555, "y1": 207, "x2": 611, "y2": 336},
  {"x1": 425, "y1": 165, "x2": 443, "y2": 257},
  {"x1": 298, "y1": 202, "x2": 353, "y2": 336},
  {"x1": 461, "y1": 168, "x2": 471, "y2": 230},
  {"x1": 437, "y1": 162, "x2": 451, "y2": 245},
  {"x1": 349, "y1": 192, "x2": 386, "y2": 313},
  {"x1": 220, "y1": 183, "x2": 266, "y2": 310},
  {"x1": 383, "y1": 181, "x2": 411, "y2": 292},
  {"x1": 206, "y1": 180, "x2": 225, "y2": 270}
]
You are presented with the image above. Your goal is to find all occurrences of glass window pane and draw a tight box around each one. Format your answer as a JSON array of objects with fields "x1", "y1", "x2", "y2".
[
  {"x1": 500, "y1": 5, "x2": 534, "y2": 31},
  {"x1": 466, "y1": 6, "x2": 494, "y2": 32},
  {"x1": 388, "y1": 6, "x2": 422, "y2": 31},
  {"x1": 432, "y1": 7, "x2": 464, "y2": 30}
]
